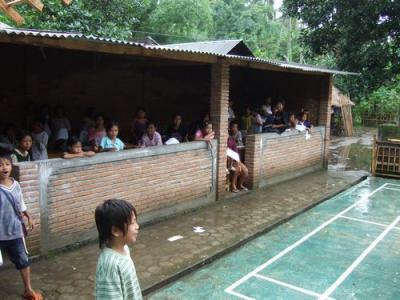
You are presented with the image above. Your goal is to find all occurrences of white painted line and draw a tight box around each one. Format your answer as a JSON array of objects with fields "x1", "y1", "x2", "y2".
[
  {"x1": 253, "y1": 274, "x2": 335, "y2": 300},
  {"x1": 319, "y1": 215, "x2": 400, "y2": 300},
  {"x1": 339, "y1": 215, "x2": 400, "y2": 230},
  {"x1": 225, "y1": 183, "x2": 388, "y2": 296},
  {"x1": 386, "y1": 183, "x2": 400, "y2": 187},
  {"x1": 225, "y1": 289, "x2": 255, "y2": 300}
]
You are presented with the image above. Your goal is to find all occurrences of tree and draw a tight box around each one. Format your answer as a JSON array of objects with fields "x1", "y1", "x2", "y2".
[
  {"x1": 283, "y1": 0, "x2": 400, "y2": 96},
  {"x1": 142, "y1": 0, "x2": 213, "y2": 43},
  {"x1": 1, "y1": 0, "x2": 151, "y2": 40}
]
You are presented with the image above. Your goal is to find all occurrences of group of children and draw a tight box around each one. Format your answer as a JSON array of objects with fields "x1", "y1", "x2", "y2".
[
  {"x1": 1, "y1": 104, "x2": 223, "y2": 164},
  {"x1": 234, "y1": 100, "x2": 313, "y2": 136},
  {"x1": 0, "y1": 149, "x2": 143, "y2": 299}
]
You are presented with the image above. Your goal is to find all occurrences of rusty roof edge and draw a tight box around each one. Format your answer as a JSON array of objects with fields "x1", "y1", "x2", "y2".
[{"x1": 0, "y1": 27, "x2": 359, "y2": 75}]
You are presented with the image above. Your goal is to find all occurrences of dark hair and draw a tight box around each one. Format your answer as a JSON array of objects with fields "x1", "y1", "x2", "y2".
[
  {"x1": 229, "y1": 120, "x2": 239, "y2": 129},
  {"x1": 84, "y1": 107, "x2": 96, "y2": 118},
  {"x1": 67, "y1": 136, "x2": 81, "y2": 147},
  {"x1": 136, "y1": 107, "x2": 146, "y2": 114},
  {"x1": 95, "y1": 199, "x2": 137, "y2": 249},
  {"x1": 16, "y1": 130, "x2": 32, "y2": 142},
  {"x1": 54, "y1": 104, "x2": 65, "y2": 115},
  {"x1": 0, "y1": 149, "x2": 12, "y2": 164},
  {"x1": 105, "y1": 120, "x2": 119, "y2": 132},
  {"x1": 299, "y1": 111, "x2": 307, "y2": 119},
  {"x1": 33, "y1": 117, "x2": 45, "y2": 125},
  {"x1": 201, "y1": 121, "x2": 211, "y2": 130},
  {"x1": 146, "y1": 121, "x2": 156, "y2": 129}
]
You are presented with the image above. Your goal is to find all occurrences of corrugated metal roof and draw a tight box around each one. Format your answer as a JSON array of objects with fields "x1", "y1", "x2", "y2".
[
  {"x1": 0, "y1": 27, "x2": 358, "y2": 75},
  {"x1": 164, "y1": 40, "x2": 245, "y2": 55}
]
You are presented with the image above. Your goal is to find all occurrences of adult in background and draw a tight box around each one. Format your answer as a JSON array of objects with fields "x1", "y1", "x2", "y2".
[
  {"x1": 165, "y1": 114, "x2": 188, "y2": 143},
  {"x1": 271, "y1": 101, "x2": 288, "y2": 133}
]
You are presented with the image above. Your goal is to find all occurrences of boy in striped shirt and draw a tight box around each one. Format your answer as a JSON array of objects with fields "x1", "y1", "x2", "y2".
[{"x1": 95, "y1": 199, "x2": 142, "y2": 300}]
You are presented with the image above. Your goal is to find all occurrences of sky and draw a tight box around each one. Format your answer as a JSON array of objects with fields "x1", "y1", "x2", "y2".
[{"x1": 274, "y1": 0, "x2": 283, "y2": 18}]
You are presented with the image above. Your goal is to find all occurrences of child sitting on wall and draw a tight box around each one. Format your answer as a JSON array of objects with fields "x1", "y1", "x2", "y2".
[
  {"x1": 0, "y1": 151, "x2": 42, "y2": 300},
  {"x1": 229, "y1": 121, "x2": 244, "y2": 146},
  {"x1": 11, "y1": 131, "x2": 33, "y2": 163},
  {"x1": 227, "y1": 136, "x2": 248, "y2": 193},
  {"x1": 95, "y1": 199, "x2": 142, "y2": 300},
  {"x1": 140, "y1": 122, "x2": 163, "y2": 148},
  {"x1": 31, "y1": 119, "x2": 48, "y2": 161},
  {"x1": 62, "y1": 136, "x2": 95, "y2": 159},
  {"x1": 100, "y1": 121, "x2": 125, "y2": 152}
]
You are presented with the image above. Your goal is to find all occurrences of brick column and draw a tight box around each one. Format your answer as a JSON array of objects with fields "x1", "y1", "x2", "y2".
[
  {"x1": 318, "y1": 74, "x2": 333, "y2": 166},
  {"x1": 244, "y1": 134, "x2": 262, "y2": 189},
  {"x1": 13, "y1": 162, "x2": 41, "y2": 256},
  {"x1": 210, "y1": 60, "x2": 230, "y2": 200}
]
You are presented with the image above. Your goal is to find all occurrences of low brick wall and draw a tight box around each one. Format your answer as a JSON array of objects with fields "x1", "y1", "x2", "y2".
[
  {"x1": 245, "y1": 127, "x2": 326, "y2": 189},
  {"x1": 14, "y1": 141, "x2": 217, "y2": 255}
]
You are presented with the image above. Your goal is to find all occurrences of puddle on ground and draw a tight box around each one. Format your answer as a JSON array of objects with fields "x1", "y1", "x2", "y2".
[{"x1": 328, "y1": 129, "x2": 375, "y2": 172}]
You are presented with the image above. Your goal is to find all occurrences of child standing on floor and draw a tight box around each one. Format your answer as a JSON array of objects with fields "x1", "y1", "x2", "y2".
[
  {"x1": 95, "y1": 199, "x2": 142, "y2": 300},
  {"x1": 0, "y1": 151, "x2": 42, "y2": 300},
  {"x1": 11, "y1": 131, "x2": 33, "y2": 163},
  {"x1": 31, "y1": 119, "x2": 48, "y2": 161}
]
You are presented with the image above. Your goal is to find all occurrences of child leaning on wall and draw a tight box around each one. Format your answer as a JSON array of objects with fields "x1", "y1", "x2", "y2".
[
  {"x1": 0, "y1": 150, "x2": 42, "y2": 300},
  {"x1": 95, "y1": 199, "x2": 142, "y2": 300},
  {"x1": 62, "y1": 136, "x2": 95, "y2": 159}
]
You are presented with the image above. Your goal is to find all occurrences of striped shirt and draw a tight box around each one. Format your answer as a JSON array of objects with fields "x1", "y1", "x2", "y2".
[{"x1": 96, "y1": 246, "x2": 142, "y2": 300}]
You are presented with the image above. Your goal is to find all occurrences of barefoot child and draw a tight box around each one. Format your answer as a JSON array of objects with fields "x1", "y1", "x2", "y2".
[
  {"x1": 95, "y1": 199, "x2": 142, "y2": 300},
  {"x1": 0, "y1": 151, "x2": 42, "y2": 300},
  {"x1": 62, "y1": 136, "x2": 96, "y2": 159}
]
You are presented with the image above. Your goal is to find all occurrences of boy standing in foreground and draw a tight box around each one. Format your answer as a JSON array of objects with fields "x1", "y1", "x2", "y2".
[
  {"x1": 95, "y1": 199, "x2": 142, "y2": 300},
  {"x1": 0, "y1": 151, "x2": 42, "y2": 300}
]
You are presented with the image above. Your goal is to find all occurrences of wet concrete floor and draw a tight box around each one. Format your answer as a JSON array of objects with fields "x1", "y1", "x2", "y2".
[{"x1": 0, "y1": 132, "x2": 373, "y2": 299}]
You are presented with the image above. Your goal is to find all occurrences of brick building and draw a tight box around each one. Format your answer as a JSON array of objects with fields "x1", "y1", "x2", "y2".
[{"x1": 0, "y1": 27, "x2": 355, "y2": 255}]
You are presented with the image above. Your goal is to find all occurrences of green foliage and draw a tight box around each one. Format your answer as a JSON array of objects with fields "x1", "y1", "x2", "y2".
[
  {"x1": 141, "y1": 0, "x2": 213, "y2": 43},
  {"x1": 2, "y1": 0, "x2": 149, "y2": 40},
  {"x1": 283, "y1": 0, "x2": 400, "y2": 97},
  {"x1": 354, "y1": 76, "x2": 400, "y2": 116}
]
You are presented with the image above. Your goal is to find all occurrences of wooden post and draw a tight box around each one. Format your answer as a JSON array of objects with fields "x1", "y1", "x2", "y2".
[
  {"x1": 28, "y1": 0, "x2": 44, "y2": 11},
  {"x1": 371, "y1": 134, "x2": 376, "y2": 176}
]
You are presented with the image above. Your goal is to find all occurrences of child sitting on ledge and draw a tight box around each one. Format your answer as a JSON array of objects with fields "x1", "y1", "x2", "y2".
[{"x1": 63, "y1": 136, "x2": 95, "y2": 159}]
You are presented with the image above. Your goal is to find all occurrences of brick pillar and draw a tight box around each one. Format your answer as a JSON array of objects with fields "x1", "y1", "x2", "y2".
[
  {"x1": 318, "y1": 74, "x2": 333, "y2": 166},
  {"x1": 13, "y1": 162, "x2": 41, "y2": 256},
  {"x1": 210, "y1": 60, "x2": 230, "y2": 200},
  {"x1": 244, "y1": 134, "x2": 262, "y2": 189}
]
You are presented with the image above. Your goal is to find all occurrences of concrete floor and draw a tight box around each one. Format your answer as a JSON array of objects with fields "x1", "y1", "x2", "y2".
[
  {"x1": 0, "y1": 169, "x2": 367, "y2": 300},
  {"x1": 0, "y1": 132, "x2": 373, "y2": 299}
]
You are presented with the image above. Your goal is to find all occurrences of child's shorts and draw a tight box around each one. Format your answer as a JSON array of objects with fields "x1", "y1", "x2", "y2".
[{"x1": 0, "y1": 238, "x2": 30, "y2": 270}]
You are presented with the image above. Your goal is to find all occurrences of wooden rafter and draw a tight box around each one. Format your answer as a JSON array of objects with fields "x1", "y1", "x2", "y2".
[{"x1": 0, "y1": 0, "x2": 72, "y2": 25}]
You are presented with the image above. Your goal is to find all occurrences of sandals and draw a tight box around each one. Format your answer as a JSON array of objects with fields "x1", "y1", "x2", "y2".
[
  {"x1": 231, "y1": 188, "x2": 240, "y2": 193},
  {"x1": 23, "y1": 291, "x2": 43, "y2": 300},
  {"x1": 240, "y1": 186, "x2": 248, "y2": 191}
]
